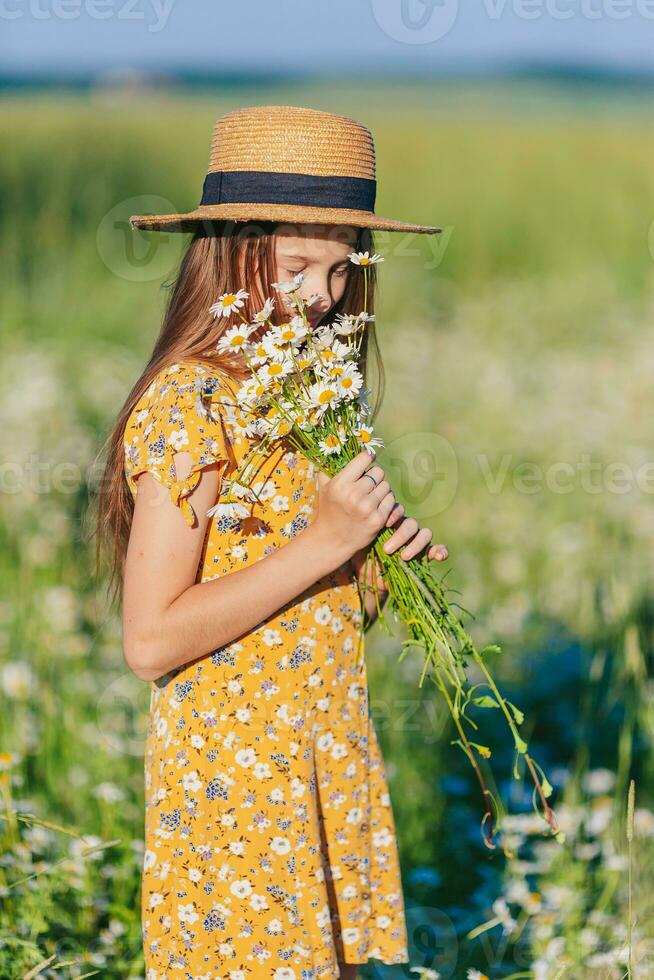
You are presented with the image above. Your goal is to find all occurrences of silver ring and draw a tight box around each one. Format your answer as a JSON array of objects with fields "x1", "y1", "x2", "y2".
[{"x1": 363, "y1": 472, "x2": 378, "y2": 488}]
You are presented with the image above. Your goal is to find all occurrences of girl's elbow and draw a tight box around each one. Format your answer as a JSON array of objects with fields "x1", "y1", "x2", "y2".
[{"x1": 123, "y1": 633, "x2": 165, "y2": 682}]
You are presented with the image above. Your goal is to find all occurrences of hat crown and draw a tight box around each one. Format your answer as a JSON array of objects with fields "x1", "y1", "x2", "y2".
[{"x1": 207, "y1": 105, "x2": 376, "y2": 180}]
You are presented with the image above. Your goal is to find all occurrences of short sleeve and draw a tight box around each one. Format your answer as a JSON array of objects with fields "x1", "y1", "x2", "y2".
[{"x1": 123, "y1": 360, "x2": 236, "y2": 527}]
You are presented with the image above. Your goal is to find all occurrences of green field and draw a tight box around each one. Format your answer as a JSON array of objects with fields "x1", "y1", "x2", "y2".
[{"x1": 2, "y1": 82, "x2": 654, "y2": 978}]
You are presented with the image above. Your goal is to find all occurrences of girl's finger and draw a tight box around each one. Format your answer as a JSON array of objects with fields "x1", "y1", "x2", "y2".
[
  {"x1": 385, "y1": 502, "x2": 405, "y2": 527},
  {"x1": 429, "y1": 543, "x2": 449, "y2": 561},
  {"x1": 400, "y1": 526, "x2": 433, "y2": 561},
  {"x1": 382, "y1": 516, "x2": 418, "y2": 553}
]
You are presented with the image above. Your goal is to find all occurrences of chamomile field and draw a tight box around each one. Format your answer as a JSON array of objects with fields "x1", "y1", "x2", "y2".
[{"x1": 2, "y1": 80, "x2": 654, "y2": 978}]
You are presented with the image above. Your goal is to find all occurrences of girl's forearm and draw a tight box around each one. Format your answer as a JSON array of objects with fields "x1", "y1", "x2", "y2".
[{"x1": 130, "y1": 523, "x2": 348, "y2": 682}]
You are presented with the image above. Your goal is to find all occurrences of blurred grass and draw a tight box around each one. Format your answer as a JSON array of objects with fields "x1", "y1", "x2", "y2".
[{"x1": 2, "y1": 83, "x2": 654, "y2": 977}]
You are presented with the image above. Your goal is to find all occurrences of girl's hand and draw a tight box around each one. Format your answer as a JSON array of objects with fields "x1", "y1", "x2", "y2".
[
  {"x1": 351, "y1": 547, "x2": 387, "y2": 594},
  {"x1": 380, "y1": 501, "x2": 449, "y2": 563},
  {"x1": 351, "y1": 502, "x2": 449, "y2": 601},
  {"x1": 314, "y1": 449, "x2": 397, "y2": 562}
]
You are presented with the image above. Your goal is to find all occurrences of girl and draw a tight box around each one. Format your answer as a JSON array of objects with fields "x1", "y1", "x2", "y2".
[{"x1": 96, "y1": 105, "x2": 447, "y2": 980}]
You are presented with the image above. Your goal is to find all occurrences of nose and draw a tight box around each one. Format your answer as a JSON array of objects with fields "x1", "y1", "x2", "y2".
[
  {"x1": 304, "y1": 276, "x2": 333, "y2": 316},
  {"x1": 308, "y1": 295, "x2": 331, "y2": 319}
]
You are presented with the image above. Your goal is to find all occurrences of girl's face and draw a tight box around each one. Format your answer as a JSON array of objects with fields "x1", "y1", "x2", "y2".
[{"x1": 272, "y1": 224, "x2": 360, "y2": 328}]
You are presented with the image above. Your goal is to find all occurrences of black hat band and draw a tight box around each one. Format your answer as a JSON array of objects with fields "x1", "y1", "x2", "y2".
[{"x1": 200, "y1": 169, "x2": 377, "y2": 212}]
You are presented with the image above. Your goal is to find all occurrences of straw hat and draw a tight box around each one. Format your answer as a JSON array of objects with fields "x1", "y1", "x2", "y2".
[{"x1": 129, "y1": 104, "x2": 441, "y2": 235}]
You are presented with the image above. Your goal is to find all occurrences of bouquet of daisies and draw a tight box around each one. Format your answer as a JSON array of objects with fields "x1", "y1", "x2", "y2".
[{"x1": 205, "y1": 250, "x2": 561, "y2": 852}]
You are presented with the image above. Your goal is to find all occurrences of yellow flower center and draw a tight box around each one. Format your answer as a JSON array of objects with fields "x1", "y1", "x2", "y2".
[
  {"x1": 222, "y1": 293, "x2": 237, "y2": 306},
  {"x1": 318, "y1": 389, "x2": 338, "y2": 404}
]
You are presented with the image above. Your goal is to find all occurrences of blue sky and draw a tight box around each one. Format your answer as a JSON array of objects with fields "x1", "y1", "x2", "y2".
[{"x1": 3, "y1": 0, "x2": 654, "y2": 75}]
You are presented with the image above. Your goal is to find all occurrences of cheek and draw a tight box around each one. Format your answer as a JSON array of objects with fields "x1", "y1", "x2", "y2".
[{"x1": 330, "y1": 275, "x2": 348, "y2": 301}]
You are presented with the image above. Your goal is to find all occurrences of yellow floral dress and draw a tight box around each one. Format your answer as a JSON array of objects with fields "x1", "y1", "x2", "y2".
[{"x1": 123, "y1": 358, "x2": 410, "y2": 979}]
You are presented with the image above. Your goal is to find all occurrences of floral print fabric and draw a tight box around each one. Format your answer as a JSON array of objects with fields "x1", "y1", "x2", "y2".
[{"x1": 123, "y1": 359, "x2": 410, "y2": 978}]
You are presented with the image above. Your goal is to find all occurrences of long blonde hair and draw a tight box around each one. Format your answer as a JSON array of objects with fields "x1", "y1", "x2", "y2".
[{"x1": 90, "y1": 220, "x2": 384, "y2": 607}]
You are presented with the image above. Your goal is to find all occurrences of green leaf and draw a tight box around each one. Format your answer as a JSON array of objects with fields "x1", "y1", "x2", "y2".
[
  {"x1": 471, "y1": 695, "x2": 499, "y2": 709},
  {"x1": 506, "y1": 699, "x2": 525, "y2": 725}
]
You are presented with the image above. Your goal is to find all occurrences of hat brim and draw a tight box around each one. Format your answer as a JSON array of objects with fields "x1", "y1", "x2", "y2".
[{"x1": 129, "y1": 202, "x2": 441, "y2": 234}]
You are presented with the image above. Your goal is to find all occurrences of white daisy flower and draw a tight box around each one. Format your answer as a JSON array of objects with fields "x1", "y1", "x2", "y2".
[
  {"x1": 206, "y1": 500, "x2": 251, "y2": 521},
  {"x1": 271, "y1": 272, "x2": 304, "y2": 293},
  {"x1": 354, "y1": 422, "x2": 384, "y2": 451},
  {"x1": 334, "y1": 363, "x2": 364, "y2": 399},
  {"x1": 270, "y1": 317, "x2": 309, "y2": 349},
  {"x1": 251, "y1": 296, "x2": 275, "y2": 323},
  {"x1": 332, "y1": 313, "x2": 358, "y2": 336},
  {"x1": 228, "y1": 480, "x2": 259, "y2": 500},
  {"x1": 209, "y1": 288, "x2": 249, "y2": 318},
  {"x1": 316, "y1": 339, "x2": 352, "y2": 365},
  {"x1": 223, "y1": 405, "x2": 259, "y2": 439},
  {"x1": 348, "y1": 250, "x2": 384, "y2": 266},
  {"x1": 259, "y1": 360, "x2": 294, "y2": 385},
  {"x1": 318, "y1": 433, "x2": 344, "y2": 456},
  {"x1": 262, "y1": 330, "x2": 291, "y2": 362},
  {"x1": 306, "y1": 381, "x2": 343, "y2": 414},
  {"x1": 243, "y1": 336, "x2": 274, "y2": 366},
  {"x1": 216, "y1": 323, "x2": 255, "y2": 354},
  {"x1": 310, "y1": 324, "x2": 335, "y2": 348},
  {"x1": 235, "y1": 376, "x2": 267, "y2": 407}
]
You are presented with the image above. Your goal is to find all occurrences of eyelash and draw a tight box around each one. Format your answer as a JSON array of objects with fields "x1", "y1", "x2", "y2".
[{"x1": 287, "y1": 267, "x2": 349, "y2": 279}]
